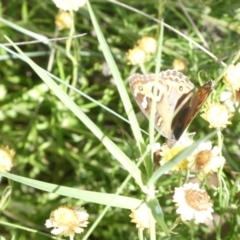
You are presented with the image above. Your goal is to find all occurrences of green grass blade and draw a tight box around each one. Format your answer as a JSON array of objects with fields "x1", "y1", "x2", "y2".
[
  {"x1": 0, "y1": 172, "x2": 141, "y2": 210},
  {"x1": 87, "y1": 1, "x2": 145, "y2": 151}
]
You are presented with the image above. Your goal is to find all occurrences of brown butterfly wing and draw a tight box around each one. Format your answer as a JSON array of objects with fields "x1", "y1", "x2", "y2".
[
  {"x1": 129, "y1": 74, "x2": 170, "y2": 137},
  {"x1": 129, "y1": 71, "x2": 194, "y2": 139},
  {"x1": 129, "y1": 70, "x2": 212, "y2": 145},
  {"x1": 171, "y1": 81, "x2": 213, "y2": 140}
]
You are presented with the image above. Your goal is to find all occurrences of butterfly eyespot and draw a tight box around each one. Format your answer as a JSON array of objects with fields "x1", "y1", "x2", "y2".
[{"x1": 179, "y1": 86, "x2": 183, "y2": 91}]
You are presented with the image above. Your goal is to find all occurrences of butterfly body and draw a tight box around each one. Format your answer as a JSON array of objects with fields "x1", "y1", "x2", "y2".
[{"x1": 129, "y1": 69, "x2": 212, "y2": 144}]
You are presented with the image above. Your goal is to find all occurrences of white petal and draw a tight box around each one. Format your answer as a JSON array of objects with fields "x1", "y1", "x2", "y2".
[
  {"x1": 209, "y1": 156, "x2": 225, "y2": 171},
  {"x1": 75, "y1": 227, "x2": 84, "y2": 234},
  {"x1": 200, "y1": 141, "x2": 212, "y2": 151},
  {"x1": 45, "y1": 219, "x2": 53, "y2": 228},
  {"x1": 51, "y1": 227, "x2": 65, "y2": 235},
  {"x1": 211, "y1": 146, "x2": 221, "y2": 156}
]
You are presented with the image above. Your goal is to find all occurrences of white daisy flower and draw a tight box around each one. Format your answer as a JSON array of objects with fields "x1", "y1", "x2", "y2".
[
  {"x1": 173, "y1": 182, "x2": 213, "y2": 224},
  {"x1": 52, "y1": 0, "x2": 87, "y2": 11},
  {"x1": 201, "y1": 102, "x2": 233, "y2": 129},
  {"x1": 187, "y1": 141, "x2": 225, "y2": 174},
  {"x1": 45, "y1": 206, "x2": 89, "y2": 240},
  {"x1": 129, "y1": 203, "x2": 151, "y2": 230}
]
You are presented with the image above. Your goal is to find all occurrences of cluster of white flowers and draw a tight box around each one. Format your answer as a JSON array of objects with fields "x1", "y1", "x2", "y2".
[
  {"x1": 126, "y1": 36, "x2": 157, "y2": 65},
  {"x1": 144, "y1": 137, "x2": 225, "y2": 225},
  {"x1": 154, "y1": 135, "x2": 225, "y2": 175}
]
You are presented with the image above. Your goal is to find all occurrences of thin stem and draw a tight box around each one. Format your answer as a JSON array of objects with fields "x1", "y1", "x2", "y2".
[
  {"x1": 177, "y1": 0, "x2": 209, "y2": 49},
  {"x1": 148, "y1": 184, "x2": 156, "y2": 240},
  {"x1": 138, "y1": 229, "x2": 144, "y2": 240},
  {"x1": 66, "y1": 10, "x2": 78, "y2": 91}
]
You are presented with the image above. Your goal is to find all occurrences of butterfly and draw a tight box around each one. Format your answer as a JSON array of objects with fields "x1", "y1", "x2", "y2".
[{"x1": 129, "y1": 69, "x2": 213, "y2": 146}]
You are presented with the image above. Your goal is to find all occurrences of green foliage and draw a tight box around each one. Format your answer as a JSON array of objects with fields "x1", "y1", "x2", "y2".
[{"x1": 0, "y1": 0, "x2": 240, "y2": 239}]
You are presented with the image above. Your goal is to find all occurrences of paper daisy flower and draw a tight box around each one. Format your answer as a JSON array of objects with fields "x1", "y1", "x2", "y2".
[
  {"x1": 172, "y1": 58, "x2": 187, "y2": 71},
  {"x1": 160, "y1": 135, "x2": 193, "y2": 172},
  {"x1": 126, "y1": 46, "x2": 146, "y2": 65},
  {"x1": 187, "y1": 141, "x2": 225, "y2": 174},
  {"x1": 138, "y1": 36, "x2": 157, "y2": 54},
  {"x1": 45, "y1": 206, "x2": 89, "y2": 240},
  {"x1": 129, "y1": 203, "x2": 151, "y2": 230},
  {"x1": 201, "y1": 102, "x2": 233, "y2": 128},
  {"x1": 0, "y1": 146, "x2": 15, "y2": 172},
  {"x1": 173, "y1": 182, "x2": 213, "y2": 224},
  {"x1": 55, "y1": 11, "x2": 73, "y2": 30},
  {"x1": 224, "y1": 62, "x2": 240, "y2": 91},
  {"x1": 52, "y1": 0, "x2": 87, "y2": 11}
]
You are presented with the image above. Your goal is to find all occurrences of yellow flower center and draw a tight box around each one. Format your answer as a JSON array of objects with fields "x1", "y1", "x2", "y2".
[
  {"x1": 161, "y1": 146, "x2": 188, "y2": 171},
  {"x1": 185, "y1": 189, "x2": 211, "y2": 211},
  {"x1": 195, "y1": 150, "x2": 212, "y2": 171}
]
